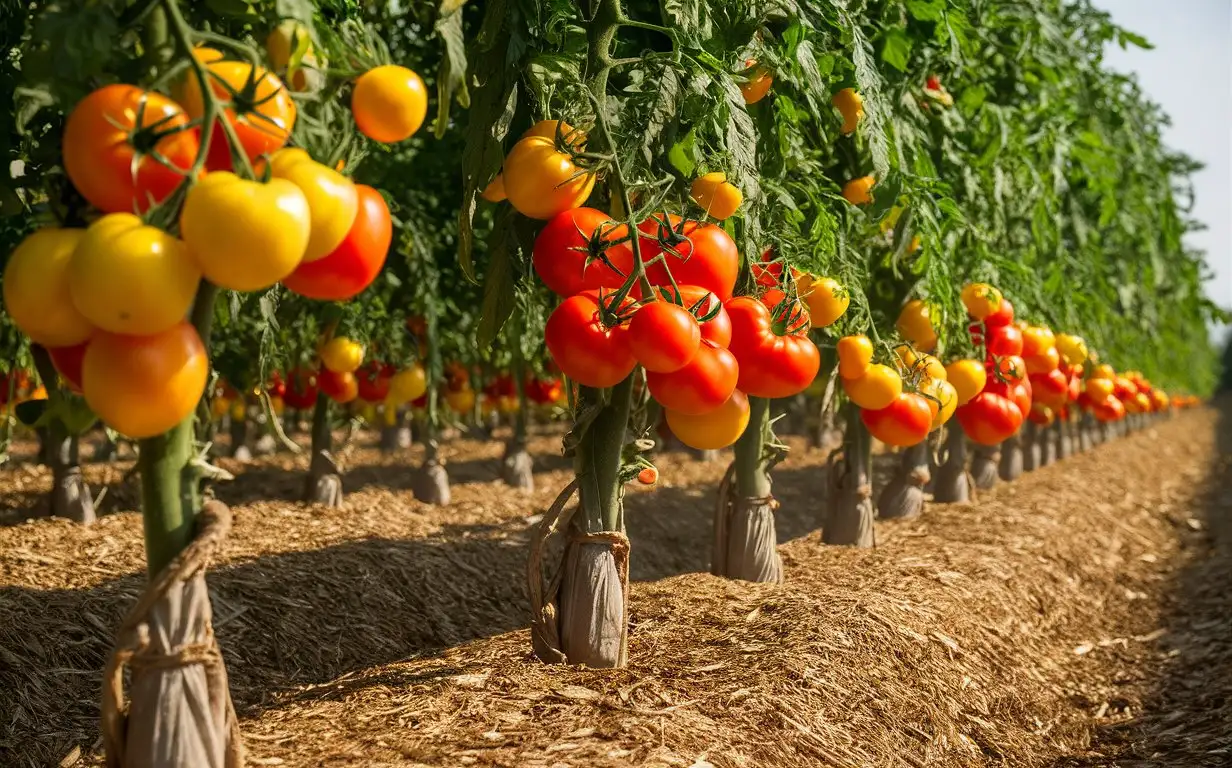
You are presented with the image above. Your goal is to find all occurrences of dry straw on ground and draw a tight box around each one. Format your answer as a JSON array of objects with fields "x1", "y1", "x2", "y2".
[{"x1": 1, "y1": 411, "x2": 1228, "y2": 767}]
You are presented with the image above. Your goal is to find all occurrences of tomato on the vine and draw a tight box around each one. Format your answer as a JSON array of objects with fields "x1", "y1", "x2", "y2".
[
  {"x1": 960, "y1": 283, "x2": 1002, "y2": 320},
  {"x1": 983, "y1": 297, "x2": 1015, "y2": 327},
  {"x1": 356, "y1": 362, "x2": 394, "y2": 403},
  {"x1": 81, "y1": 323, "x2": 208, "y2": 438},
  {"x1": 283, "y1": 185, "x2": 392, "y2": 301},
  {"x1": 725, "y1": 296, "x2": 819, "y2": 398},
  {"x1": 544, "y1": 292, "x2": 636, "y2": 388},
  {"x1": 985, "y1": 324, "x2": 1023, "y2": 357},
  {"x1": 267, "y1": 148, "x2": 359, "y2": 263},
  {"x1": 945, "y1": 359, "x2": 986, "y2": 405},
  {"x1": 628, "y1": 301, "x2": 701, "y2": 373},
  {"x1": 62, "y1": 85, "x2": 199, "y2": 215},
  {"x1": 645, "y1": 340, "x2": 738, "y2": 415},
  {"x1": 502, "y1": 135, "x2": 595, "y2": 220},
  {"x1": 689, "y1": 172, "x2": 742, "y2": 219},
  {"x1": 179, "y1": 57, "x2": 297, "y2": 170},
  {"x1": 832, "y1": 88, "x2": 865, "y2": 134},
  {"x1": 837, "y1": 335, "x2": 874, "y2": 379},
  {"x1": 532, "y1": 207, "x2": 632, "y2": 296},
  {"x1": 351, "y1": 65, "x2": 428, "y2": 143},
  {"x1": 671, "y1": 285, "x2": 731, "y2": 347},
  {"x1": 739, "y1": 60, "x2": 773, "y2": 104},
  {"x1": 956, "y1": 390, "x2": 1023, "y2": 446},
  {"x1": 796, "y1": 274, "x2": 849, "y2": 327},
  {"x1": 633, "y1": 214, "x2": 740, "y2": 301},
  {"x1": 1020, "y1": 326, "x2": 1056, "y2": 357},
  {"x1": 1085, "y1": 377, "x2": 1114, "y2": 404},
  {"x1": 3, "y1": 228, "x2": 93, "y2": 348},
  {"x1": 1029, "y1": 368, "x2": 1068, "y2": 409},
  {"x1": 320, "y1": 337, "x2": 364, "y2": 373},
  {"x1": 318, "y1": 368, "x2": 358, "y2": 404},
  {"x1": 842, "y1": 175, "x2": 875, "y2": 205},
  {"x1": 843, "y1": 363, "x2": 902, "y2": 410},
  {"x1": 861, "y1": 392, "x2": 932, "y2": 447},
  {"x1": 48, "y1": 342, "x2": 88, "y2": 393},
  {"x1": 282, "y1": 368, "x2": 319, "y2": 410},
  {"x1": 665, "y1": 389, "x2": 750, "y2": 450}
]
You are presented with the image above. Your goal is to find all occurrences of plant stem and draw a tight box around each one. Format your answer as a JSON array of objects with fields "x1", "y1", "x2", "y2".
[
  {"x1": 734, "y1": 396, "x2": 772, "y2": 497},
  {"x1": 575, "y1": 375, "x2": 635, "y2": 533}
]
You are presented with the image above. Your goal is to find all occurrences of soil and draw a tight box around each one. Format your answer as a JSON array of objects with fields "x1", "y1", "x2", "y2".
[{"x1": 0, "y1": 408, "x2": 1228, "y2": 767}]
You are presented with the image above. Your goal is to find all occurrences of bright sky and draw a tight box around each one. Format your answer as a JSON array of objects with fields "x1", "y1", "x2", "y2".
[{"x1": 1093, "y1": 0, "x2": 1232, "y2": 341}]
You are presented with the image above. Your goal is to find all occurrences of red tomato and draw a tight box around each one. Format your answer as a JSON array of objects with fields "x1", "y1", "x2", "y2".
[
  {"x1": 48, "y1": 342, "x2": 89, "y2": 393},
  {"x1": 645, "y1": 341, "x2": 738, "y2": 415},
  {"x1": 318, "y1": 368, "x2": 358, "y2": 404},
  {"x1": 637, "y1": 466, "x2": 659, "y2": 485},
  {"x1": 282, "y1": 185, "x2": 391, "y2": 300},
  {"x1": 544, "y1": 292, "x2": 636, "y2": 388},
  {"x1": 861, "y1": 392, "x2": 932, "y2": 447},
  {"x1": 633, "y1": 214, "x2": 739, "y2": 300},
  {"x1": 988, "y1": 354, "x2": 1026, "y2": 384},
  {"x1": 1029, "y1": 369, "x2": 1068, "y2": 409},
  {"x1": 664, "y1": 285, "x2": 731, "y2": 347},
  {"x1": 1092, "y1": 395, "x2": 1126, "y2": 422},
  {"x1": 750, "y1": 247, "x2": 782, "y2": 287},
  {"x1": 628, "y1": 301, "x2": 702, "y2": 373},
  {"x1": 265, "y1": 371, "x2": 287, "y2": 399},
  {"x1": 356, "y1": 361, "x2": 393, "y2": 402},
  {"x1": 63, "y1": 85, "x2": 200, "y2": 214},
  {"x1": 282, "y1": 368, "x2": 319, "y2": 409},
  {"x1": 760, "y1": 288, "x2": 812, "y2": 334},
  {"x1": 984, "y1": 298, "x2": 1014, "y2": 328},
  {"x1": 725, "y1": 296, "x2": 820, "y2": 398},
  {"x1": 532, "y1": 207, "x2": 633, "y2": 297},
  {"x1": 956, "y1": 390, "x2": 1023, "y2": 445},
  {"x1": 484, "y1": 374, "x2": 516, "y2": 399},
  {"x1": 985, "y1": 324, "x2": 1023, "y2": 356}
]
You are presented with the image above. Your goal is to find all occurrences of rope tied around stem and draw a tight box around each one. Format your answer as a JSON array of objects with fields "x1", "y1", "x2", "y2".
[{"x1": 102, "y1": 500, "x2": 243, "y2": 768}]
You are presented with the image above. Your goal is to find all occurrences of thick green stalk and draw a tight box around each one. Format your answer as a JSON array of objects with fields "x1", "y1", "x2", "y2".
[
  {"x1": 310, "y1": 392, "x2": 331, "y2": 458},
  {"x1": 574, "y1": 375, "x2": 635, "y2": 533},
  {"x1": 734, "y1": 396, "x2": 772, "y2": 497},
  {"x1": 138, "y1": 421, "x2": 196, "y2": 578}
]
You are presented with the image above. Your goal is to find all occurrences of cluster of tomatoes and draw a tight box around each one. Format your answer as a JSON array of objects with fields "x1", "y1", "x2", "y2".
[
  {"x1": 836, "y1": 335, "x2": 958, "y2": 448},
  {"x1": 1, "y1": 35, "x2": 429, "y2": 439}
]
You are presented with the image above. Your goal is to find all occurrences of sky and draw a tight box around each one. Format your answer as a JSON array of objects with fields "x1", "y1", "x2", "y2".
[{"x1": 1093, "y1": 0, "x2": 1232, "y2": 340}]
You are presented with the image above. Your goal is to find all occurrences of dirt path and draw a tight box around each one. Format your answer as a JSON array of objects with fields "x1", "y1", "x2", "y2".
[{"x1": 1, "y1": 410, "x2": 1228, "y2": 766}]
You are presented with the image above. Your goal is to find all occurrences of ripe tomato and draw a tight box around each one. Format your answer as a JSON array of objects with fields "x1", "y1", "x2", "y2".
[
  {"x1": 181, "y1": 172, "x2": 311, "y2": 291},
  {"x1": 179, "y1": 59, "x2": 296, "y2": 170},
  {"x1": 3, "y1": 228, "x2": 94, "y2": 347},
  {"x1": 320, "y1": 337, "x2": 364, "y2": 373},
  {"x1": 843, "y1": 363, "x2": 902, "y2": 410},
  {"x1": 283, "y1": 368, "x2": 319, "y2": 409},
  {"x1": 633, "y1": 214, "x2": 740, "y2": 301},
  {"x1": 81, "y1": 323, "x2": 208, "y2": 438},
  {"x1": 532, "y1": 207, "x2": 632, "y2": 296},
  {"x1": 989, "y1": 354, "x2": 1026, "y2": 384},
  {"x1": 1090, "y1": 363, "x2": 1115, "y2": 381},
  {"x1": 1020, "y1": 326, "x2": 1056, "y2": 357},
  {"x1": 502, "y1": 135, "x2": 595, "y2": 220},
  {"x1": 637, "y1": 466, "x2": 658, "y2": 485},
  {"x1": 923, "y1": 378, "x2": 958, "y2": 428},
  {"x1": 283, "y1": 185, "x2": 392, "y2": 300},
  {"x1": 1085, "y1": 376, "x2": 1114, "y2": 404},
  {"x1": 861, "y1": 392, "x2": 932, "y2": 447},
  {"x1": 740, "y1": 60, "x2": 773, "y2": 104},
  {"x1": 544, "y1": 293, "x2": 636, "y2": 388},
  {"x1": 955, "y1": 391, "x2": 1023, "y2": 446},
  {"x1": 985, "y1": 324, "x2": 1023, "y2": 356},
  {"x1": 62, "y1": 85, "x2": 199, "y2": 215},
  {"x1": 1092, "y1": 395, "x2": 1126, "y2": 422},
  {"x1": 356, "y1": 362, "x2": 393, "y2": 402},
  {"x1": 389, "y1": 365, "x2": 428, "y2": 404},
  {"x1": 896, "y1": 348, "x2": 946, "y2": 381},
  {"x1": 446, "y1": 387, "x2": 476, "y2": 413},
  {"x1": 482, "y1": 174, "x2": 506, "y2": 202},
  {"x1": 68, "y1": 213, "x2": 200, "y2": 335},
  {"x1": 945, "y1": 359, "x2": 986, "y2": 405},
  {"x1": 832, "y1": 87, "x2": 864, "y2": 134},
  {"x1": 352, "y1": 65, "x2": 428, "y2": 143},
  {"x1": 983, "y1": 297, "x2": 1014, "y2": 328},
  {"x1": 896, "y1": 299, "x2": 937, "y2": 352},
  {"x1": 725, "y1": 296, "x2": 819, "y2": 398},
  {"x1": 666, "y1": 389, "x2": 750, "y2": 450},
  {"x1": 750, "y1": 247, "x2": 782, "y2": 288},
  {"x1": 318, "y1": 368, "x2": 358, "y2": 404},
  {"x1": 628, "y1": 301, "x2": 701, "y2": 373},
  {"x1": 267, "y1": 149, "x2": 358, "y2": 263},
  {"x1": 1024, "y1": 345, "x2": 1060, "y2": 374},
  {"x1": 837, "y1": 335, "x2": 874, "y2": 379},
  {"x1": 48, "y1": 342, "x2": 88, "y2": 393},
  {"x1": 842, "y1": 175, "x2": 875, "y2": 205},
  {"x1": 1056, "y1": 333, "x2": 1088, "y2": 366},
  {"x1": 796, "y1": 274, "x2": 849, "y2": 327},
  {"x1": 960, "y1": 283, "x2": 1002, "y2": 320},
  {"x1": 671, "y1": 285, "x2": 731, "y2": 347},
  {"x1": 986, "y1": 378, "x2": 1032, "y2": 418},
  {"x1": 1029, "y1": 368, "x2": 1068, "y2": 409},
  {"x1": 689, "y1": 172, "x2": 742, "y2": 219},
  {"x1": 646, "y1": 341, "x2": 738, "y2": 415}
]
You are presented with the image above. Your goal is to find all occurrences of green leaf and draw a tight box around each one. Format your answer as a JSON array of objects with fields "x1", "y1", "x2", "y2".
[
  {"x1": 880, "y1": 27, "x2": 913, "y2": 72},
  {"x1": 906, "y1": 0, "x2": 945, "y2": 21},
  {"x1": 477, "y1": 213, "x2": 519, "y2": 347},
  {"x1": 432, "y1": 4, "x2": 470, "y2": 139},
  {"x1": 205, "y1": 0, "x2": 258, "y2": 18},
  {"x1": 667, "y1": 128, "x2": 698, "y2": 177},
  {"x1": 1116, "y1": 29, "x2": 1153, "y2": 50},
  {"x1": 868, "y1": 171, "x2": 904, "y2": 223}
]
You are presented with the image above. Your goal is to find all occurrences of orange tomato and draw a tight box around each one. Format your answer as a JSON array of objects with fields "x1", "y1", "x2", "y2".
[
  {"x1": 351, "y1": 65, "x2": 429, "y2": 143},
  {"x1": 179, "y1": 59, "x2": 296, "y2": 170}
]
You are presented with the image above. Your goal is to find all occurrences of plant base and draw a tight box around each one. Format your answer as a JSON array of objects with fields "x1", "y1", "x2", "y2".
[
  {"x1": 305, "y1": 450, "x2": 343, "y2": 508},
  {"x1": 712, "y1": 468, "x2": 782, "y2": 582},
  {"x1": 412, "y1": 458, "x2": 451, "y2": 505},
  {"x1": 500, "y1": 440, "x2": 534, "y2": 491},
  {"x1": 876, "y1": 442, "x2": 929, "y2": 520},
  {"x1": 970, "y1": 444, "x2": 1000, "y2": 490},
  {"x1": 999, "y1": 434, "x2": 1024, "y2": 481},
  {"x1": 933, "y1": 426, "x2": 970, "y2": 503}
]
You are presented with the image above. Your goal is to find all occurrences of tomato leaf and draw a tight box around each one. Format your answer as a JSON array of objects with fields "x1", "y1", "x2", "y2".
[
  {"x1": 880, "y1": 26, "x2": 913, "y2": 72},
  {"x1": 667, "y1": 128, "x2": 698, "y2": 177},
  {"x1": 477, "y1": 211, "x2": 519, "y2": 347},
  {"x1": 432, "y1": 2, "x2": 470, "y2": 139}
]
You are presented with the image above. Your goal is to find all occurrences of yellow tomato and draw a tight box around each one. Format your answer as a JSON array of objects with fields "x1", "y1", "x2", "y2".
[
  {"x1": 843, "y1": 364, "x2": 902, "y2": 410},
  {"x1": 1090, "y1": 363, "x2": 1116, "y2": 380},
  {"x1": 482, "y1": 174, "x2": 507, "y2": 202},
  {"x1": 68, "y1": 213, "x2": 199, "y2": 335},
  {"x1": 896, "y1": 300, "x2": 936, "y2": 351},
  {"x1": 210, "y1": 396, "x2": 232, "y2": 420},
  {"x1": 265, "y1": 20, "x2": 323, "y2": 92},
  {"x1": 796, "y1": 274, "x2": 849, "y2": 327},
  {"x1": 320, "y1": 337, "x2": 364, "y2": 373},
  {"x1": 831, "y1": 88, "x2": 865, "y2": 134},
  {"x1": 82, "y1": 323, "x2": 208, "y2": 438},
  {"x1": 842, "y1": 175, "x2": 875, "y2": 205},
  {"x1": 960, "y1": 283, "x2": 1002, "y2": 320},
  {"x1": 666, "y1": 389, "x2": 750, "y2": 449},
  {"x1": 897, "y1": 346, "x2": 946, "y2": 380},
  {"x1": 689, "y1": 172, "x2": 743, "y2": 219},
  {"x1": 351, "y1": 65, "x2": 428, "y2": 143},
  {"x1": 502, "y1": 135, "x2": 595, "y2": 219},
  {"x1": 739, "y1": 60, "x2": 773, "y2": 104},
  {"x1": 269, "y1": 148, "x2": 359, "y2": 262},
  {"x1": 522, "y1": 119, "x2": 584, "y2": 147},
  {"x1": 923, "y1": 378, "x2": 958, "y2": 429},
  {"x1": 1056, "y1": 333, "x2": 1088, "y2": 366},
  {"x1": 1085, "y1": 377, "x2": 1114, "y2": 404},
  {"x1": 837, "y1": 335, "x2": 874, "y2": 379},
  {"x1": 446, "y1": 387, "x2": 476, "y2": 413},
  {"x1": 3, "y1": 228, "x2": 94, "y2": 347},
  {"x1": 389, "y1": 364, "x2": 428, "y2": 404},
  {"x1": 229, "y1": 399, "x2": 247, "y2": 421},
  {"x1": 944, "y1": 359, "x2": 986, "y2": 405}
]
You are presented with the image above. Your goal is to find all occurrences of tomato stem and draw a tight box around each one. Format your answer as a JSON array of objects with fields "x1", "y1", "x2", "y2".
[{"x1": 733, "y1": 396, "x2": 772, "y2": 498}]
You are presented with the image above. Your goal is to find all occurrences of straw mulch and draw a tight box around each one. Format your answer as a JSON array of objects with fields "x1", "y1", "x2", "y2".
[{"x1": 0, "y1": 410, "x2": 1228, "y2": 767}]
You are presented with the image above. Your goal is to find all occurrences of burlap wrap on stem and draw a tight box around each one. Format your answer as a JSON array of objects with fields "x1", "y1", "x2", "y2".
[
  {"x1": 822, "y1": 448, "x2": 876, "y2": 547},
  {"x1": 712, "y1": 464, "x2": 782, "y2": 582},
  {"x1": 527, "y1": 481, "x2": 632, "y2": 666},
  {"x1": 102, "y1": 500, "x2": 242, "y2": 768}
]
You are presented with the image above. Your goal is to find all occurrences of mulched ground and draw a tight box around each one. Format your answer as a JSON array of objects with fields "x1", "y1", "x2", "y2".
[{"x1": 0, "y1": 408, "x2": 1228, "y2": 767}]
